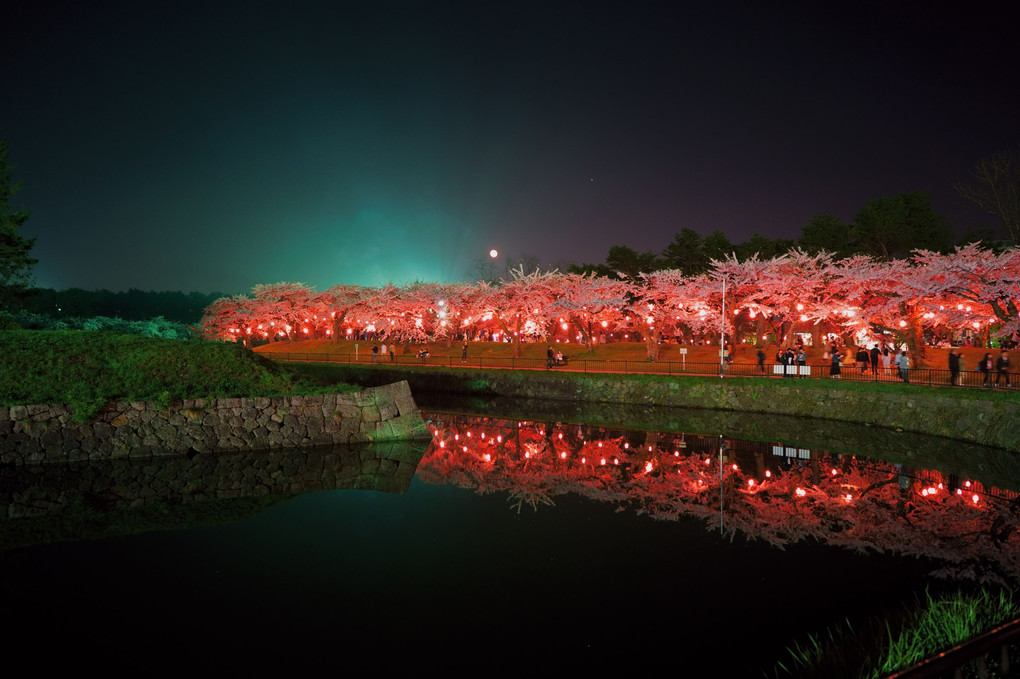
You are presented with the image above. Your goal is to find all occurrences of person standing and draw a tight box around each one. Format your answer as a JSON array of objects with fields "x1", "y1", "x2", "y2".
[
  {"x1": 756, "y1": 348, "x2": 766, "y2": 374},
  {"x1": 390, "y1": 344, "x2": 396, "y2": 362},
  {"x1": 900, "y1": 349, "x2": 911, "y2": 383},
  {"x1": 948, "y1": 349, "x2": 960, "y2": 386},
  {"x1": 461, "y1": 341, "x2": 469, "y2": 363},
  {"x1": 869, "y1": 344, "x2": 880, "y2": 376},
  {"x1": 829, "y1": 348, "x2": 842, "y2": 379},
  {"x1": 546, "y1": 346, "x2": 555, "y2": 369},
  {"x1": 856, "y1": 346, "x2": 869, "y2": 373},
  {"x1": 380, "y1": 343, "x2": 388, "y2": 362},
  {"x1": 371, "y1": 344, "x2": 379, "y2": 363},
  {"x1": 994, "y1": 350, "x2": 1011, "y2": 388},
  {"x1": 796, "y1": 347, "x2": 807, "y2": 377},
  {"x1": 784, "y1": 347, "x2": 796, "y2": 378},
  {"x1": 881, "y1": 345, "x2": 892, "y2": 375}
]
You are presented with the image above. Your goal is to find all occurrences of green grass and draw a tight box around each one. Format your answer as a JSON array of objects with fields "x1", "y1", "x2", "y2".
[
  {"x1": 769, "y1": 588, "x2": 1020, "y2": 679},
  {"x1": 0, "y1": 330, "x2": 359, "y2": 422},
  {"x1": 272, "y1": 358, "x2": 1020, "y2": 406}
]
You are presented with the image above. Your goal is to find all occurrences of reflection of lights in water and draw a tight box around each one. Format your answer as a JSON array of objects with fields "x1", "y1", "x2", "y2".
[{"x1": 420, "y1": 412, "x2": 1013, "y2": 587}]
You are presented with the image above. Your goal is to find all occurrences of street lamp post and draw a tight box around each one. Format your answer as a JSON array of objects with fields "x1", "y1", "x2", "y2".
[{"x1": 719, "y1": 277, "x2": 726, "y2": 377}]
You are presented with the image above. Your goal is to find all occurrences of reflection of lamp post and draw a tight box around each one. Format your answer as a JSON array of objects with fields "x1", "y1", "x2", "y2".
[{"x1": 718, "y1": 435, "x2": 725, "y2": 533}]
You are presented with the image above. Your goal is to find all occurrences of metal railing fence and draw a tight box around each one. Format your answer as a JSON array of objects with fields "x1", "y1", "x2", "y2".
[{"x1": 265, "y1": 352, "x2": 1014, "y2": 391}]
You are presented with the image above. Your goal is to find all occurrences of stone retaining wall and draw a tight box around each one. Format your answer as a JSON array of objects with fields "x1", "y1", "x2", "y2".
[
  {"x1": 0, "y1": 381, "x2": 431, "y2": 466},
  {"x1": 327, "y1": 367, "x2": 1020, "y2": 451}
]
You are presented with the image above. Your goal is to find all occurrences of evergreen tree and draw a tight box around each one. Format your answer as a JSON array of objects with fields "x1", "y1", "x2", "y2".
[{"x1": 0, "y1": 140, "x2": 36, "y2": 308}]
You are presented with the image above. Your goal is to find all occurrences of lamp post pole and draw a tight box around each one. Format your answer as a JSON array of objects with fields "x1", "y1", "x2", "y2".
[{"x1": 719, "y1": 277, "x2": 726, "y2": 377}]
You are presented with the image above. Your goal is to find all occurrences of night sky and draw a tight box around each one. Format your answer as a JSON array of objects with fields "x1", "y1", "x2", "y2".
[{"x1": 3, "y1": 1, "x2": 1016, "y2": 294}]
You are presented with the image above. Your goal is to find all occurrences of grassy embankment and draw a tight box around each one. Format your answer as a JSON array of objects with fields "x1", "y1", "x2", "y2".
[
  {"x1": 770, "y1": 588, "x2": 1020, "y2": 679},
  {"x1": 3, "y1": 331, "x2": 1015, "y2": 425},
  {"x1": 0, "y1": 330, "x2": 359, "y2": 422}
]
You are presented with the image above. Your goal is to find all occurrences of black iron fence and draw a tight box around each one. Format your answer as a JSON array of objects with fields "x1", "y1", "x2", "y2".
[{"x1": 265, "y1": 352, "x2": 1014, "y2": 391}]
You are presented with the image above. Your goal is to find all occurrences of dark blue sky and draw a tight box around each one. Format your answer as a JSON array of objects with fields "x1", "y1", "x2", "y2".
[{"x1": 3, "y1": 1, "x2": 1016, "y2": 293}]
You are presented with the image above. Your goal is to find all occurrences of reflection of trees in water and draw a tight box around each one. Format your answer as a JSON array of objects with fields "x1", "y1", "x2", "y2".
[{"x1": 418, "y1": 413, "x2": 1020, "y2": 587}]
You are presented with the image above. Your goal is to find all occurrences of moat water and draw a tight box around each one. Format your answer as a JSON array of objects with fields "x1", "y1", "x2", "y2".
[{"x1": 1, "y1": 396, "x2": 1016, "y2": 673}]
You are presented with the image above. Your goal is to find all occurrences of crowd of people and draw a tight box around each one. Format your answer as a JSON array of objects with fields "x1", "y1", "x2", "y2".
[
  {"x1": 360, "y1": 335, "x2": 1011, "y2": 390},
  {"x1": 760, "y1": 339, "x2": 1012, "y2": 389}
]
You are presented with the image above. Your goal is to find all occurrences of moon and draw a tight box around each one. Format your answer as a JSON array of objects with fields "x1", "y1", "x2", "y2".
[{"x1": 489, "y1": 249, "x2": 498, "y2": 258}]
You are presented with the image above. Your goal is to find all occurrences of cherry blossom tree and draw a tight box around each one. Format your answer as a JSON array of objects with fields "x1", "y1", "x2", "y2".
[
  {"x1": 476, "y1": 266, "x2": 564, "y2": 357},
  {"x1": 316, "y1": 284, "x2": 373, "y2": 341},
  {"x1": 245, "y1": 282, "x2": 320, "y2": 341},
  {"x1": 198, "y1": 294, "x2": 259, "y2": 344},
  {"x1": 631, "y1": 270, "x2": 676, "y2": 360},
  {"x1": 843, "y1": 256, "x2": 990, "y2": 357},
  {"x1": 546, "y1": 272, "x2": 634, "y2": 349},
  {"x1": 911, "y1": 244, "x2": 1020, "y2": 338},
  {"x1": 710, "y1": 250, "x2": 837, "y2": 348}
]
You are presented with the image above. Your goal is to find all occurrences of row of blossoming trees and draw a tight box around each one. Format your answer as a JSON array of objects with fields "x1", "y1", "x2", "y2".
[{"x1": 199, "y1": 244, "x2": 1020, "y2": 360}]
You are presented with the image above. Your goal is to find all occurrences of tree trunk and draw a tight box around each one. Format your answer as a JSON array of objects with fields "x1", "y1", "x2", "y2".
[{"x1": 645, "y1": 328, "x2": 660, "y2": 360}]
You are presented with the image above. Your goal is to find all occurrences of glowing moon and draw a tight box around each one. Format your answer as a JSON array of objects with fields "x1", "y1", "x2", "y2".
[{"x1": 489, "y1": 249, "x2": 498, "y2": 258}]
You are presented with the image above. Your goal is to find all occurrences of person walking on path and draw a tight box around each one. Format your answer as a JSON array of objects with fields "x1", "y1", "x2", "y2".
[
  {"x1": 461, "y1": 341, "x2": 469, "y2": 363},
  {"x1": 756, "y1": 348, "x2": 766, "y2": 374},
  {"x1": 948, "y1": 349, "x2": 960, "y2": 386},
  {"x1": 979, "y1": 352, "x2": 993, "y2": 387},
  {"x1": 995, "y1": 350, "x2": 1011, "y2": 388},
  {"x1": 546, "y1": 346, "x2": 555, "y2": 369}
]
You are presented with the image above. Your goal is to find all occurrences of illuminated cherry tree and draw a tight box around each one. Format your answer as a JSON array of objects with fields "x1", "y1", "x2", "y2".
[
  {"x1": 246, "y1": 282, "x2": 318, "y2": 341},
  {"x1": 635, "y1": 269, "x2": 722, "y2": 359},
  {"x1": 476, "y1": 267, "x2": 564, "y2": 357},
  {"x1": 316, "y1": 284, "x2": 373, "y2": 340},
  {"x1": 911, "y1": 244, "x2": 1020, "y2": 338},
  {"x1": 546, "y1": 272, "x2": 634, "y2": 349},
  {"x1": 199, "y1": 294, "x2": 260, "y2": 344},
  {"x1": 710, "y1": 250, "x2": 838, "y2": 347}
]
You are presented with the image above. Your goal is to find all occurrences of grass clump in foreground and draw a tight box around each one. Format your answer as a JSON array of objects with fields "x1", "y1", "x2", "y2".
[
  {"x1": 769, "y1": 588, "x2": 1020, "y2": 679},
  {"x1": 0, "y1": 330, "x2": 359, "y2": 422}
]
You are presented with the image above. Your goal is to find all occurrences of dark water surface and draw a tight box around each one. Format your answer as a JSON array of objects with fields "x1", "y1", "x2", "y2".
[{"x1": 1, "y1": 400, "x2": 1016, "y2": 674}]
